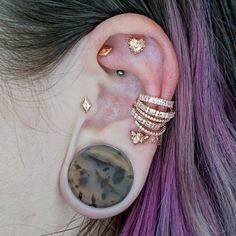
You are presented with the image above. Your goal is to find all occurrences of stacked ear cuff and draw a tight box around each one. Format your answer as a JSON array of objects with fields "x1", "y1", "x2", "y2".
[{"x1": 130, "y1": 94, "x2": 175, "y2": 145}]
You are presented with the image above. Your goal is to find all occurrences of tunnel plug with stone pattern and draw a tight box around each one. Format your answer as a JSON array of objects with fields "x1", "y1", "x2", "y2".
[{"x1": 67, "y1": 144, "x2": 134, "y2": 209}]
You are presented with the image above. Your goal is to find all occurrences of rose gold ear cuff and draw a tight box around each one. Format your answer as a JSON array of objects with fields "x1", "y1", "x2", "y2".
[{"x1": 130, "y1": 94, "x2": 175, "y2": 145}]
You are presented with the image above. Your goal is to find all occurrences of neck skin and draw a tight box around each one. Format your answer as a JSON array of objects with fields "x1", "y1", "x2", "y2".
[{"x1": 0, "y1": 36, "x2": 90, "y2": 236}]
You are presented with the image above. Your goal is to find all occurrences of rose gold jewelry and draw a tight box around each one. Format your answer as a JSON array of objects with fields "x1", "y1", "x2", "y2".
[
  {"x1": 98, "y1": 46, "x2": 113, "y2": 57},
  {"x1": 130, "y1": 130, "x2": 149, "y2": 144},
  {"x1": 130, "y1": 94, "x2": 175, "y2": 145},
  {"x1": 134, "y1": 105, "x2": 169, "y2": 123},
  {"x1": 139, "y1": 94, "x2": 174, "y2": 108},
  {"x1": 136, "y1": 100, "x2": 175, "y2": 119},
  {"x1": 81, "y1": 97, "x2": 92, "y2": 113},
  {"x1": 131, "y1": 108, "x2": 165, "y2": 130},
  {"x1": 134, "y1": 121, "x2": 167, "y2": 136},
  {"x1": 128, "y1": 37, "x2": 146, "y2": 54}
]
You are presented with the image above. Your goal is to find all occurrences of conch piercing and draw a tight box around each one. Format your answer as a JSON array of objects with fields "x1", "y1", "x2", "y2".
[
  {"x1": 81, "y1": 97, "x2": 92, "y2": 113},
  {"x1": 130, "y1": 94, "x2": 175, "y2": 145},
  {"x1": 128, "y1": 37, "x2": 146, "y2": 55},
  {"x1": 98, "y1": 46, "x2": 113, "y2": 57},
  {"x1": 116, "y1": 70, "x2": 125, "y2": 77}
]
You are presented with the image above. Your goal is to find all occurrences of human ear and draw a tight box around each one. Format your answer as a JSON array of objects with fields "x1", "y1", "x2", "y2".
[{"x1": 60, "y1": 13, "x2": 179, "y2": 219}]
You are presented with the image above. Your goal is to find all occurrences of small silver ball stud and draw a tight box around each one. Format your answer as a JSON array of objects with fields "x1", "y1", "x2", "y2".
[{"x1": 116, "y1": 70, "x2": 125, "y2": 77}]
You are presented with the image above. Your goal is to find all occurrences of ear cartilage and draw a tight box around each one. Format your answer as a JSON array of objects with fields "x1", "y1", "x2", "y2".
[
  {"x1": 128, "y1": 37, "x2": 146, "y2": 55},
  {"x1": 130, "y1": 94, "x2": 175, "y2": 145},
  {"x1": 81, "y1": 97, "x2": 92, "y2": 113},
  {"x1": 98, "y1": 46, "x2": 113, "y2": 57}
]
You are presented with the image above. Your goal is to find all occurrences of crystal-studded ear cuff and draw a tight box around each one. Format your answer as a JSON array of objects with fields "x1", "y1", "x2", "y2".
[{"x1": 130, "y1": 94, "x2": 175, "y2": 145}]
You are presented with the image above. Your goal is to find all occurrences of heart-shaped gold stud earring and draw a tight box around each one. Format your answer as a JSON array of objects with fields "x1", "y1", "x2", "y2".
[{"x1": 128, "y1": 37, "x2": 146, "y2": 55}]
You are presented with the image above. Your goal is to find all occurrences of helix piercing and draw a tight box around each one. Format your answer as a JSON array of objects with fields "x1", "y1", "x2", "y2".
[
  {"x1": 128, "y1": 37, "x2": 146, "y2": 55},
  {"x1": 98, "y1": 46, "x2": 113, "y2": 57}
]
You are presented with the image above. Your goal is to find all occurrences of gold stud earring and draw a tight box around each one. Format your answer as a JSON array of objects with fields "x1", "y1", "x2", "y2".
[
  {"x1": 81, "y1": 97, "x2": 92, "y2": 113},
  {"x1": 128, "y1": 37, "x2": 146, "y2": 55},
  {"x1": 98, "y1": 46, "x2": 113, "y2": 57}
]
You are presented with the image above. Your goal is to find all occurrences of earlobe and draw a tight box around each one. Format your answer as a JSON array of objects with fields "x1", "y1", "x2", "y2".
[{"x1": 59, "y1": 13, "x2": 179, "y2": 219}]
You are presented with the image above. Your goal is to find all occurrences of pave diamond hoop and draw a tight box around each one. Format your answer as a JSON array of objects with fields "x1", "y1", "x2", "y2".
[
  {"x1": 134, "y1": 105, "x2": 169, "y2": 123},
  {"x1": 131, "y1": 108, "x2": 166, "y2": 130},
  {"x1": 135, "y1": 121, "x2": 166, "y2": 136},
  {"x1": 139, "y1": 94, "x2": 174, "y2": 109},
  {"x1": 136, "y1": 100, "x2": 175, "y2": 119},
  {"x1": 130, "y1": 94, "x2": 175, "y2": 145}
]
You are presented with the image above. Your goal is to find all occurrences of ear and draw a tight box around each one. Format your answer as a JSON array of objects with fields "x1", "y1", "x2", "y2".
[{"x1": 60, "y1": 13, "x2": 179, "y2": 219}]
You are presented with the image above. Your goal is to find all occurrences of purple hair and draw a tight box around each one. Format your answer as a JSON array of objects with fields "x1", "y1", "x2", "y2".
[
  {"x1": 0, "y1": 0, "x2": 235, "y2": 235},
  {"x1": 120, "y1": 1, "x2": 236, "y2": 235}
]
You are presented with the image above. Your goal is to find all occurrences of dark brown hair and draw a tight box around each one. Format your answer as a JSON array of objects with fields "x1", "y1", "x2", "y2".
[{"x1": 0, "y1": 1, "x2": 235, "y2": 235}]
